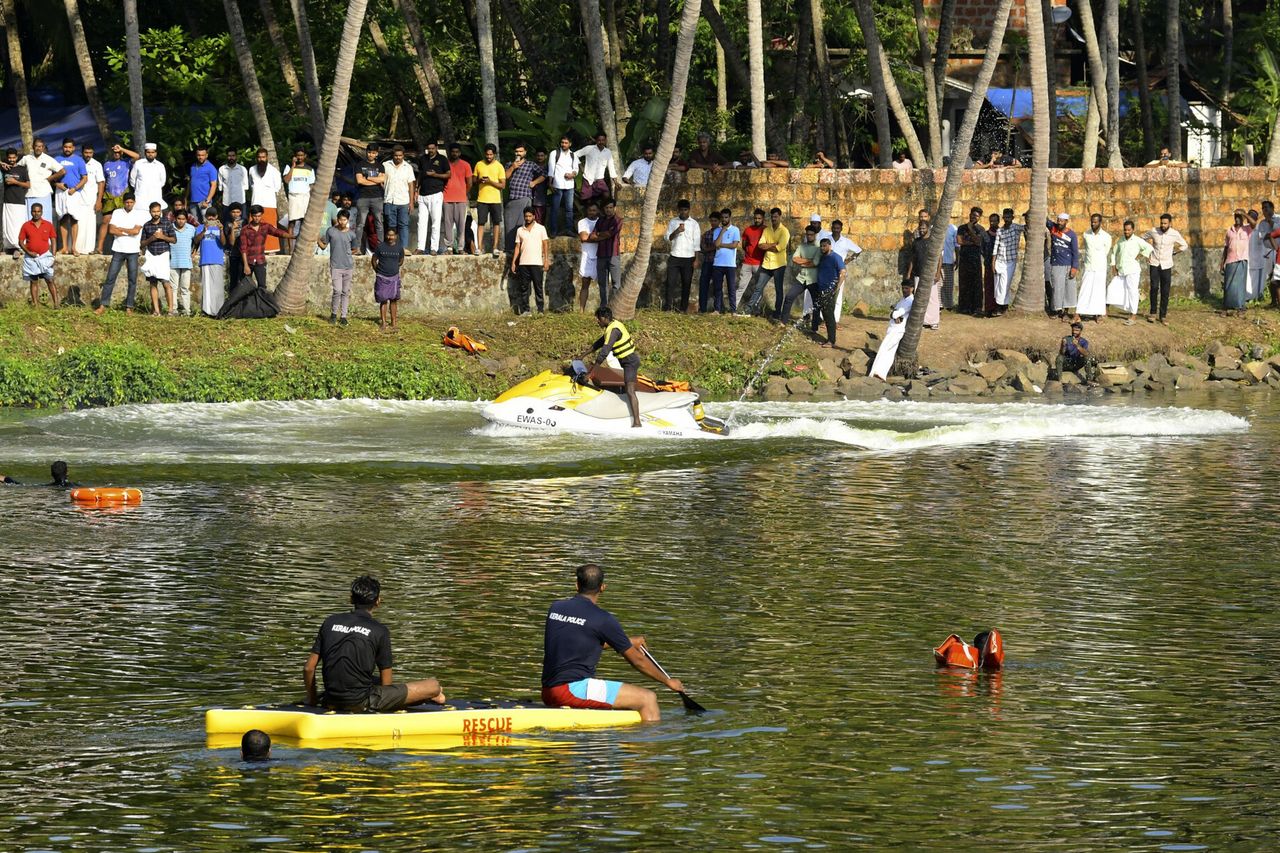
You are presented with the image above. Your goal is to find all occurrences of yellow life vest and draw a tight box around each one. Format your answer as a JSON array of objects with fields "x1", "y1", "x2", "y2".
[{"x1": 605, "y1": 320, "x2": 636, "y2": 359}]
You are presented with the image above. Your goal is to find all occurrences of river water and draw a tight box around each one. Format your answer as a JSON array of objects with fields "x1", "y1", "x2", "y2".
[{"x1": 1, "y1": 393, "x2": 1276, "y2": 851}]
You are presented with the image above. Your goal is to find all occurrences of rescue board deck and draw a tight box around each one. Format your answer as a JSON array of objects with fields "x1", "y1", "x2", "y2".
[{"x1": 206, "y1": 700, "x2": 642, "y2": 741}]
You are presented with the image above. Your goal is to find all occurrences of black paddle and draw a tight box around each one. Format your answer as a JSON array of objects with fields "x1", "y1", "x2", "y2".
[{"x1": 641, "y1": 646, "x2": 707, "y2": 714}]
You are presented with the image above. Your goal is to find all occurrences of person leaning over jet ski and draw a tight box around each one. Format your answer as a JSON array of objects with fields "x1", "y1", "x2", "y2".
[{"x1": 581, "y1": 305, "x2": 642, "y2": 428}]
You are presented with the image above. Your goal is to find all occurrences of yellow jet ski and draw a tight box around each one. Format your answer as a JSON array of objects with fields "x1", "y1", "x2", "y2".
[{"x1": 482, "y1": 363, "x2": 729, "y2": 438}]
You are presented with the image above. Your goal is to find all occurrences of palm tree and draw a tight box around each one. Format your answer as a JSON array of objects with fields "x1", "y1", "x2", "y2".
[
  {"x1": 579, "y1": 0, "x2": 619, "y2": 154},
  {"x1": 288, "y1": 0, "x2": 325, "y2": 146},
  {"x1": 1, "y1": 0, "x2": 32, "y2": 148},
  {"x1": 910, "y1": 0, "x2": 943, "y2": 165},
  {"x1": 1104, "y1": 0, "x2": 1123, "y2": 167},
  {"x1": 746, "y1": 0, "x2": 766, "y2": 160},
  {"x1": 63, "y1": 0, "x2": 113, "y2": 144},
  {"x1": 892, "y1": 0, "x2": 1017, "y2": 374},
  {"x1": 604, "y1": 0, "x2": 630, "y2": 136},
  {"x1": 1131, "y1": 0, "x2": 1156, "y2": 161},
  {"x1": 1011, "y1": 0, "x2": 1050, "y2": 314},
  {"x1": 810, "y1": 0, "x2": 838, "y2": 162},
  {"x1": 1076, "y1": 0, "x2": 1108, "y2": 167},
  {"x1": 275, "y1": 0, "x2": 371, "y2": 314},
  {"x1": 223, "y1": 0, "x2": 278, "y2": 163},
  {"x1": 852, "y1": 0, "x2": 893, "y2": 166},
  {"x1": 124, "y1": 0, "x2": 146, "y2": 146},
  {"x1": 257, "y1": 0, "x2": 309, "y2": 125},
  {"x1": 368, "y1": 17, "x2": 426, "y2": 147},
  {"x1": 1041, "y1": 0, "x2": 1057, "y2": 166},
  {"x1": 476, "y1": 0, "x2": 499, "y2": 146},
  {"x1": 1165, "y1": 0, "x2": 1182, "y2": 159},
  {"x1": 396, "y1": 0, "x2": 455, "y2": 142},
  {"x1": 610, "y1": 0, "x2": 702, "y2": 319},
  {"x1": 712, "y1": 0, "x2": 726, "y2": 143}
]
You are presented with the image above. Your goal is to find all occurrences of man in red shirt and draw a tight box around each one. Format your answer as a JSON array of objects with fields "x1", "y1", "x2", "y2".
[
  {"x1": 443, "y1": 143, "x2": 473, "y2": 255},
  {"x1": 736, "y1": 207, "x2": 766, "y2": 315},
  {"x1": 19, "y1": 203, "x2": 58, "y2": 307},
  {"x1": 238, "y1": 204, "x2": 290, "y2": 293}
]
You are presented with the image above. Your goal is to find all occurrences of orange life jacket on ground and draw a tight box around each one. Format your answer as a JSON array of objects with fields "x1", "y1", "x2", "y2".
[{"x1": 443, "y1": 326, "x2": 488, "y2": 353}]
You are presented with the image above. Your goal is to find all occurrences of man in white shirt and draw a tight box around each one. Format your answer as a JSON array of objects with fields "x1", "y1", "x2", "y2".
[
  {"x1": 663, "y1": 198, "x2": 700, "y2": 312},
  {"x1": 218, "y1": 147, "x2": 249, "y2": 210},
  {"x1": 1143, "y1": 213, "x2": 1188, "y2": 325},
  {"x1": 381, "y1": 144, "x2": 416, "y2": 251},
  {"x1": 1077, "y1": 213, "x2": 1112, "y2": 321},
  {"x1": 19, "y1": 137, "x2": 64, "y2": 220},
  {"x1": 282, "y1": 146, "x2": 316, "y2": 255},
  {"x1": 129, "y1": 142, "x2": 168, "y2": 211},
  {"x1": 77, "y1": 142, "x2": 105, "y2": 254},
  {"x1": 622, "y1": 146, "x2": 655, "y2": 187},
  {"x1": 573, "y1": 133, "x2": 620, "y2": 204},
  {"x1": 94, "y1": 193, "x2": 148, "y2": 314},
  {"x1": 510, "y1": 207, "x2": 550, "y2": 314},
  {"x1": 248, "y1": 147, "x2": 283, "y2": 253},
  {"x1": 992, "y1": 208, "x2": 1023, "y2": 312},
  {"x1": 547, "y1": 136, "x2": 578, "y2": 237},
  {"x1": 576, "y1": 200, "x2": 601, "y2": 311}
]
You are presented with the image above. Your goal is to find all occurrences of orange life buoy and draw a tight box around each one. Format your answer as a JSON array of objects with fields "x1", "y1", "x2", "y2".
[
  {"x1": 70, "y1": 487, "x2": 143, "y2": 506},
  {"x1": 933, "y1": 629, "x2": 1004, "y2": 671}
]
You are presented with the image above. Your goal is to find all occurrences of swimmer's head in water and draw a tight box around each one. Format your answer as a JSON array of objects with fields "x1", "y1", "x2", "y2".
[
  {"x1": 51, "y1": 460, "x2": 68, "y2": 484},
  {"x1": 351, "y1": 575, "x2": 381, "y2": 608},
  {"x1": 241, "y1": 729, "x2": 270, "y2": 761}
]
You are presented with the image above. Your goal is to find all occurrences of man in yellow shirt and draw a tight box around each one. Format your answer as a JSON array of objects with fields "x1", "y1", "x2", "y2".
[
  {"x1": 473, "y1": 143, "x2": 506, "y2": 256},
  {"x1": 741, "y1": 206, "x2": 791, "y2": 317}
]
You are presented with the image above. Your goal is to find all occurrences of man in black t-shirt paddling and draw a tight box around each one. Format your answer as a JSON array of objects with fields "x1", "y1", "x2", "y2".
[
  {"x1": 304, "y1": 575, "x2": 446, "y2": 712},
  {"x1": 541, "y1": 564, "x2": 685, "y2": 721}
]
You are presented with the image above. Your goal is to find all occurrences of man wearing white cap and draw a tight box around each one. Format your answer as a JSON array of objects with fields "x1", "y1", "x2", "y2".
[
  {"x1": 1047, "y1": 212, "x2": 1079, "y2": 320},
  {"x1": 809, "y1": 213, "x2": 831, "y2": 245},
  {"x1": 130, "y1": 143, "x2": 168, "y2": 212}
]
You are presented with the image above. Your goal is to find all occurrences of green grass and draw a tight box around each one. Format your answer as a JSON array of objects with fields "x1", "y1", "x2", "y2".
[{"x1": 0, "y1": 305, "x2": 814, "y2": 408}]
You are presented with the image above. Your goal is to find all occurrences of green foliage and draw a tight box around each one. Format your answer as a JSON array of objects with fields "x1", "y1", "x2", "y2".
[
  {"x1": 0, "y1": 359, "x2": 55, "y2": 408},
  {"x1": 498, "y1": 87, "x2": 596, "y2": 153},
  {"x1": 619, "y1": 95, "x2": 668, "y2": 160},
  {"x1": 52, "y1": 344, "x2": 180, "y2": 408}
]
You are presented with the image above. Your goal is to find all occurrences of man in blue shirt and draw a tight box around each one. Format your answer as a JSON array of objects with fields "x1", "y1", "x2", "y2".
[
  {"x1": 54, "y1": 137, "x2": 88, "y2": 254},
  {"x1": 541, "y1": 564, "x2": 686, "y2": 722},
  {"x1": 812, "y1": 238, "x2": 846, "y2": 347},
  {"x1": 188, "y1": 146, "x2": 219, "y2": 223},
  {"x1": 1055, "y1": 320, "x2": 1093, "y2": 380},
  {"x1": 709, "y1": 207, "x2": 741, "y2": 313}
]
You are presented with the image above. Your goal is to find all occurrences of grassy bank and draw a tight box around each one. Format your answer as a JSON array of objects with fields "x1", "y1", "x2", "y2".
[{"x1": 2, "y1": 301, "x2": 1277, "y2": 409}]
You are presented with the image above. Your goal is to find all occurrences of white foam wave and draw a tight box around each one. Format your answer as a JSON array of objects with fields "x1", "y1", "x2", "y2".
[{"x1": 35, "y1": 397, "x2": 485, "y2": 430}]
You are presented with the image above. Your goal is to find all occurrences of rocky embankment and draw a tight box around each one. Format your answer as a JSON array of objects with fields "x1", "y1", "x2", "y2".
[{"x1": 760, "y1": 333, "x2": 1280, "y2": 400}]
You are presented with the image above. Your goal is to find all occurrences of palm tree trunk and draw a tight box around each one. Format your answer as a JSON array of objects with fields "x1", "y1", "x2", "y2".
[
  {"x1": 2, "y1": 0, "x2": 32, "y2": 148},
  {"x1": 1131, "y1": 0, "x2": 1156, "y2": 161},
  {"x1": 611, "y1": 0, "x2": 702, "y2": 319},
  {"x1": 124, "y1": 0, "x2": 146, "y2": 146},
  {"x1": 1076, "y1": 0, "x2": 1108, "y2": 166},
  {"x1": 276, "y1": 0, "x2": 370, "y2": 313},
  {"x1": 1165, "y1": 0, "x2": 1181, "y2": 159},
  {"x1": 603, "y1": 0, "x2": 629, "y2": 135},
  {"x1": 288, "y1": 0, "x2": 325, "y2": 146},
  {"x1": 1220, "y1": 0, "x2": 1232, "y2": 104},
  {"x1": 396, "y1": 0, "x2": 456, "y2": 143},
  {"x1": 223, "y1": 0, "x2": 277, "y2": 163},
  {"x1": 746, "y1": 0, "x2": 766, "y2": 160},
  {"x1": 1104, "y1": 0, "x2": 1123, "y2": 167},
  {"x1": 701, "y1": 0, "x2": 783, "y2": 153},
  {"x1": 63, "y1": 0, "x2": 113, "y2": 144},
  {"x1": 368, "y1": 17, "x2": 426, "y2": 148},
  {"x1": 810, "y1": 0, "x2": 837, "y2": 163},
  {"x1": 789, "y1": 0, "x2": 812, "y2": 147},
  {"x1": 257, "y1": 0, "x2": 309, "y2": 122},
  {"x1": 713, "y1": 0, "x2": 726, "y2": 142},
  {"x1": 852, "y1": 0, "x2": 896, "y2": 167},
  {"x1": 1012, "y1": 0, "x2": 1049, "y2": 314},
  {"x1": 1267, "y1": 112, "x2": 1280, "y2": 167},
  {"x1": 579, "y1": 0, "x2": 619, "y2": 154},
  {"x1": 931, "y1": 0, "x2": 957, "y2": 124},
  {"x1": 475, "y1": 0, "x2": 499, "y2": 146},
  {"x1": 496, "y1": 0, "x2": 557, "y2": 95},
  {"x1": 893, "y1": 0, "x2": 1017, "y2": 374},
  {"x1": 656, "y1": 0, "x2": 671, "y2": 83},
  {"x1": 1082, "y1": 93, "x2": 1100, "y2": 168},
  {"x1": 1041, "y1": 0, "x2": 1057, "y2": 166},
  {"x1": 910, "y1": 0, "x2": 943, "y2": 165}
]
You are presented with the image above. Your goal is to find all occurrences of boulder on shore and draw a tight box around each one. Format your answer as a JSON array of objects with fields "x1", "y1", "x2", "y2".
[
  {"x1": 785, "y1": 376, "x2": 814, "y2": 396},
  {"x1": 994, "y1": 349, "x2": 1034, "y2": 370},
  {"x1": 977, "y1": 361, "x2": 1008, "y2": 382},
  {"x1": 948, "y1": 374, "x2": 989, "y2": 396}
]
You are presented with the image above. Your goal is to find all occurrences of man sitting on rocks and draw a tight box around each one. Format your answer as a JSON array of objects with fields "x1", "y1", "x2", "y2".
[{"x1": 1054, "y1": 321, "x2": 1095, "y2": 382}]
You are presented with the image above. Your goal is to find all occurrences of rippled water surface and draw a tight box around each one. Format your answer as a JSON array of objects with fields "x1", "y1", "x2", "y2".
[{"x1": 1, "y1": 393, "x2": 1277, "y2": 851}]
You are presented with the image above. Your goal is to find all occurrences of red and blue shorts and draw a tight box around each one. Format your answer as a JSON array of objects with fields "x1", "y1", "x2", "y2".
[{"x1": 541, "y1": 678, "x2": 623, "y2": 710}]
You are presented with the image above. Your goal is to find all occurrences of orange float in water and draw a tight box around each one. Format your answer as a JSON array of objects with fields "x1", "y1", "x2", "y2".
[
  {"x1": 933, "y1": 629, "x2": 1004, "y2": 671},
  {"x1": 70, "y1": 487, "x2": 143, "y2": 506}
]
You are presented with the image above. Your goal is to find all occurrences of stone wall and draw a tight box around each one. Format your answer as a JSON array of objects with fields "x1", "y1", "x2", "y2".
[{"x1": 615, "y1": 165, "x2": 1278, "y2": 308}]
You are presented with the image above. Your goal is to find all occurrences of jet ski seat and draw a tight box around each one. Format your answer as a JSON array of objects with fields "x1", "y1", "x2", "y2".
[{"x1": 575, "y1": 390, "x2": 700, "y2": 420}]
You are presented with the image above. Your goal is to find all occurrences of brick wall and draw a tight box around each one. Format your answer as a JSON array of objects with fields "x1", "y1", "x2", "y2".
[{"x1": 615, "y1": 166, "x2": 1277, "y2": 307}]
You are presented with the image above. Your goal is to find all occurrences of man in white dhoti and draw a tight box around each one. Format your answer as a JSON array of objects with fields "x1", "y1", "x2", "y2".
[
  {"x1": 129, "y1": 143, "x2": 168, "y2": 212},
  {"x1": 139, "y1": 202, "x2": 176, "y2": 315},
  {"x1": 76, "y1": 142, "x2": 104, "y2": 254},
  {"x1": 1107, "y1": 220, "x2": 1153, "y2": 325},
  {"x1": 992, "y1": 208, "x2": 1023, "y2": 313},
  {"x1": 1246, "y1": 204, "x2": 1275, "y2": 303},
  {"x1": 53, "y1": 138, "x2": 89, "y2": 254},
  {"x1": 1077, "y1": 213, "x2": 1112, "y2": 321},
  {"x1": 870, "y1": 280, "x2": 915, "y2": 381},
  {"x1": 2, "y1": 148, "x2": 29, "y2": 255}
]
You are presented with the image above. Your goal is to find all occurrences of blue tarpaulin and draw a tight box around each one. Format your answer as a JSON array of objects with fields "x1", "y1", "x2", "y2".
[
  {"x1": 986, "y1": 88, "x2": 1141, "y2": 121},
  {"x1": 0, "y1": 105, "x2": 132, "y2": 152}
]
